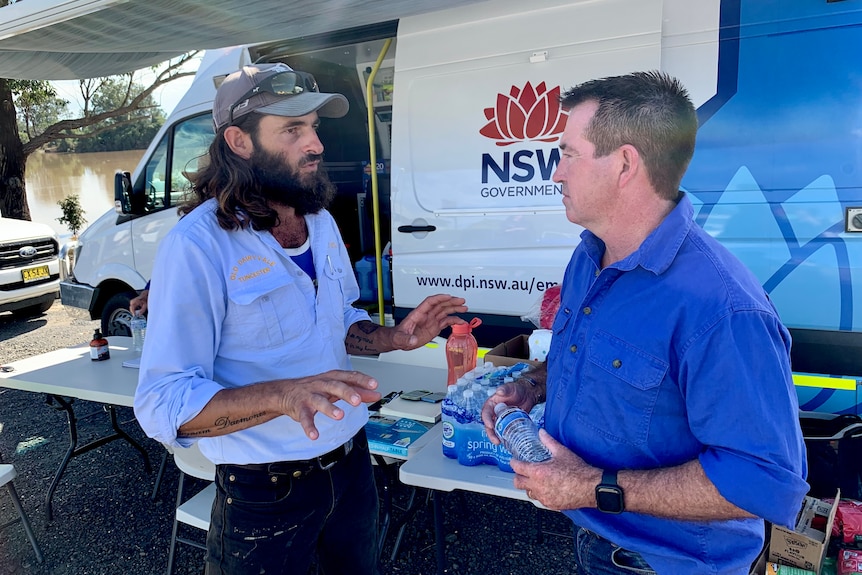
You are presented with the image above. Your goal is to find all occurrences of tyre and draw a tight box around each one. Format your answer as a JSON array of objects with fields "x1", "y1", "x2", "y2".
[
  {"x1": 10, "y1": 298, "x2": 55, "y2": 318},
  {"x1": 101, "y1": 292, "x2": 136, "y2": 336}
]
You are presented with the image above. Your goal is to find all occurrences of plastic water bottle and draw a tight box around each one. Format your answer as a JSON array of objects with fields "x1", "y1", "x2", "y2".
[
  {"x1": 131, "y1": 311, "x2": 147, "y2": 353},
  {"x1": 493, "y1": 403, "x2": 551, "y2": 463},
  {"x1": 446, "y1": 317, "x2": 482, "y2": 385},
  {"x1": 354, "y1": 256, "x2": 375, "y2": 301}
]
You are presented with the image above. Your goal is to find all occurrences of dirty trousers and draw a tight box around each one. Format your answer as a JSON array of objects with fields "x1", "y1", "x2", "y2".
[{"x1": 205, "y1": 430, "x2": 380, "y2": 575}]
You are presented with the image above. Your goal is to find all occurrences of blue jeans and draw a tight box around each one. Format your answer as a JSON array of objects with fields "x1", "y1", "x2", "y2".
[
  {"x1": 575, "y1": 528, "x2": 657, "y2": 575},
  {"x1": 205, "y1": 430, "x2": 380, "y2": 575}
]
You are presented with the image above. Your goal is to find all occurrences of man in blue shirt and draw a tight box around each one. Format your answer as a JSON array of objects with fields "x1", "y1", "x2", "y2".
[
  {"x1": 135, "y1": 63, "x2": 466, "y2": 575},
  {"x1": 482, "y1": 71, "x2": 808, "y2": 574}
]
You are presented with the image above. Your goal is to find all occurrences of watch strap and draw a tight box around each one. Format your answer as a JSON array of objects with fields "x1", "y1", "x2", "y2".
[{"x1": 601, "y1": 469, "x2": 618, "y2": 487}]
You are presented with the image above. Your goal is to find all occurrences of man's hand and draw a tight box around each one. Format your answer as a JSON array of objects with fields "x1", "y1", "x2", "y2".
[
  {"x1": 179, "y1": 370, "x2": 382, "y2": 441},
  {"x1": 510, "y1": 430, "x2": 601, "y2": 511},
  {"x1": 390, "y1": 294, "x2": 467, "y2": 350},
  {"x1": 271, "y1": 370, "x2": 382, "y2": 440},
  {"x1": 129, "y1": 289, "x2": 149, "y2": 316},
  {"x1": 481, "y1": 379, "x2": 539, "y2": 444}
]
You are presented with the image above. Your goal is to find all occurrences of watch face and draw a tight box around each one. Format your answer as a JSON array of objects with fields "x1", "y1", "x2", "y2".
[{"x1": 596, "y1": 486, "x2": 625, "y2": 514}]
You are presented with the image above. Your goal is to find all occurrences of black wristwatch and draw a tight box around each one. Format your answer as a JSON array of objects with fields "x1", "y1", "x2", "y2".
[{"x1": 595, "y1": 469, "x2": 625, "y2": 514}]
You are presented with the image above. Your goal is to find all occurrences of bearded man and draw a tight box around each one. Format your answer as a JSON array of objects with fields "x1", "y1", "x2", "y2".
[{"x1": 134, "y1": 63, "x2": 467, "y2": 575}]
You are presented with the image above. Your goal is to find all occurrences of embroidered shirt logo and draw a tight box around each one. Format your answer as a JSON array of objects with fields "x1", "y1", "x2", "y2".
[{"x1": 230, "y1": 254, "x2": 277, "y2": 282}]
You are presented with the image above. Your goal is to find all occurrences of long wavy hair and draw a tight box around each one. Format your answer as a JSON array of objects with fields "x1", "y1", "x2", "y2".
[{"x1": 180, "y1": 113, "x2": 280, "y2": 231}]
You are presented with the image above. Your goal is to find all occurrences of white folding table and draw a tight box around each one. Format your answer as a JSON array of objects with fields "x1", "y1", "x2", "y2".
[
  {"x1": 0, "y1": 336, "x2": 150, "y2": 519},
  {"x1": 399, "y1": 424, "x2": 549, "y2": 575}
]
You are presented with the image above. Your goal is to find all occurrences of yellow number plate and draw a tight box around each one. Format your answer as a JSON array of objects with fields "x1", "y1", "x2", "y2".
[{"x1": 22, "y1": 265, "x2": 50, "y2": 283}]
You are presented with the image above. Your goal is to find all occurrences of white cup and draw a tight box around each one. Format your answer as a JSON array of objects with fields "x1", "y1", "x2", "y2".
[{"x1": 528, "y1": 329, "x2": 553, "y2": 362}]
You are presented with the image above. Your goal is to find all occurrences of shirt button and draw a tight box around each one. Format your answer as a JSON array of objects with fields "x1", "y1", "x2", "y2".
[
  {"x1": 292, "y1": 470, "x2": 302, "y2": 479},
  {"x1": 594, "y1": 269, "x2": 600, "y2": 277},
  {"x1": 612, "y1": 359, "x2": 622, "y2": 368},
  {"x1": 563, "y1": 308, "x2": 571, "y2": 315},
  {"x1": 570, "y1": 344, "x2": 578, "y2": 353},
  {"x1": 583, "y1": 307, "x2": 592, "y2": 315}
]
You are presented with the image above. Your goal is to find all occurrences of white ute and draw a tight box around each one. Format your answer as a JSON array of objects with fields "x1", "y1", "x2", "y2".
[{"x1": 0, "y1": 217, "x2": 60, "y2": 317}]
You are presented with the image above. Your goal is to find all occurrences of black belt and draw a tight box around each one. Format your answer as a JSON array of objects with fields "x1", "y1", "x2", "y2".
[{"x1": 231, "y1": 437, "x2": 354, "y2": 477}]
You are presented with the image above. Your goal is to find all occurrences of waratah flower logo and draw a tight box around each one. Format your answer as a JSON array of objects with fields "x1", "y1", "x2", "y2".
[{"x1": 479, "y1": 82, "x2": 568, "y2": 146}]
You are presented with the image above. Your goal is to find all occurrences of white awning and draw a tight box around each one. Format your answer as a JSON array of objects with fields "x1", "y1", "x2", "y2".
[{"x1": 0, "y1": 0, "x2": 480, "y2": 80}]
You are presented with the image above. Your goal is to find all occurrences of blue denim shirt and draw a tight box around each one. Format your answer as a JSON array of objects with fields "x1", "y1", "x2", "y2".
[{"x1": 545, "y1": 194, "x2": 808, "y2": 574}]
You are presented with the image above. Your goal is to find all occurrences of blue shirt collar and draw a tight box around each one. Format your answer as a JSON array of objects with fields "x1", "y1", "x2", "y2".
[{"x1": 579, "y1": 192, "x2": 693, "y2": 275}]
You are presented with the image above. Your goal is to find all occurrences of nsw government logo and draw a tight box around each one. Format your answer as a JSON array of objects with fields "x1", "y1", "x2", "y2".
[
  {"x1": 478, "y1": 82, "x2": 567, "y2": 199},
  {"x1": 479, "y1": 81, "x2": 567, "y2": 146}
]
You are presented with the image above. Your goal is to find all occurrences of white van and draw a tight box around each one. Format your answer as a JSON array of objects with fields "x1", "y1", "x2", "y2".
[{"x1": 60, "y1": 0, "x2": 862, "y2": 410}]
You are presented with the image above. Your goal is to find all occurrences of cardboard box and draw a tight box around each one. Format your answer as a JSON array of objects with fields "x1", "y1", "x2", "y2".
[
  {"x1": 768, "y1": 490, "x2": 840, "y2": 574},
  {"x1": 484, "y1": 334, "x2": 542, "y2": 368}
]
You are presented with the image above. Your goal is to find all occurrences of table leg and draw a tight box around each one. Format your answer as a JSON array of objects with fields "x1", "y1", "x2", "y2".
[
  {"x1": 44, "y1": 396, "x2": 152, "y2": 520},
  {"x1": 373, "y1": 454, "x2": 393, "y2": 558},
  {"x1": 106, "y1": 405, "x2": 151, "y2": 472},
  {"x1": 45, "y1": 396, "x2": 77, "y2": 521},
  {"x1": 433, "y1": 490, "x2": 446, "y2": 575}
]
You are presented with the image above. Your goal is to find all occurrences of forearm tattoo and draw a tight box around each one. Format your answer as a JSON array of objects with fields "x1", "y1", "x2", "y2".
[
  {"x1": 178, "y1": 411, "x2": 267, "y2": 438},
  {"x1": 346, "y1": 321, "x2": 383, "y2": 353}
]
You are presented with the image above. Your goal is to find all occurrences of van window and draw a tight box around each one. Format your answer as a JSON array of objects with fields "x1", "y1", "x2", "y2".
[{"x1": 137, "y1": 113, "x2": 213, "y2": 213}]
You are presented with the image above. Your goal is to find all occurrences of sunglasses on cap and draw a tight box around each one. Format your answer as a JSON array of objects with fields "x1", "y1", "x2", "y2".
[{"x1": 228, "y1": 70, "x2": 320, "y2": 125}]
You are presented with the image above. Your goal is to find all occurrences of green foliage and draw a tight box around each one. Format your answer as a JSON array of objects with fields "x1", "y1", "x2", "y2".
[
  {"x1": 56, "y1": 194, "x2": 87, "y2": 236},
  {"x1": 75, "y1": 78, "x2": 166, "y2": 152},
  {"x1": 12, "y1": 80, "x2": 69, "y2": 144}
]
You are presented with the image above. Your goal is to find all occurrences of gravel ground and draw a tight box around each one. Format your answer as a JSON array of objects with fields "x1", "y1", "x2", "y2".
[{"x1": 0, "y1": 303, "x2": 575, "y2": 575}]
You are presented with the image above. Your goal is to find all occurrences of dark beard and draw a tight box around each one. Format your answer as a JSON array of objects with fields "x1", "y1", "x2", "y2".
[{"x1": 249, "y1": 146, "x2": 337, "y2": 216}]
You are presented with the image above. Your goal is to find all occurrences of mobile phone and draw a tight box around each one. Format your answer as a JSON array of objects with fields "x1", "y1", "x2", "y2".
[
  {"x1": 368, "y1": 391, "x2": 400, "y2": 412},
  {"x1": 420, "y1": 391, "x2": 447, "y2": 403},
  {"x1": 401, "y1": 389, "x2": 432, "y2": 401}
]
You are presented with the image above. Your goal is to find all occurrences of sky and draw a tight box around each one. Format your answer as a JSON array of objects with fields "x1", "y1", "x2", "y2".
[{"x1": 51, "y1": 53, "x2": 202, "y2": 117}]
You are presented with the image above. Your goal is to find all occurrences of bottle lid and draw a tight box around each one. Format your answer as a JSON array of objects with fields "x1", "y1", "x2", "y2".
[
  {"x1": 93, "y1": 329, "x2": 102, "y2": 339},
  {"x1": 494, "y1": 402, "x2": 509, "y2": 416},
  {"x1": 451, "y1": 317, "x2": 483, "y2": 335}
]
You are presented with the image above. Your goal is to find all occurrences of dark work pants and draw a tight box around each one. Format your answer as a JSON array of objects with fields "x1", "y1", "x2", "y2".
[{"x1": 205, "y1": 431, "x2": 380, "y2": 575}]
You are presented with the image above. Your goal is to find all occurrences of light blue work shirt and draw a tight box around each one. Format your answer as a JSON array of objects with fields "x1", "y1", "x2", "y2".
[
  {"x1": 545, "y1": 194, "x2": 809, "y2": 574},
  {"x1": 134, "y1": 199, "x2": 371, "y2": 465}
]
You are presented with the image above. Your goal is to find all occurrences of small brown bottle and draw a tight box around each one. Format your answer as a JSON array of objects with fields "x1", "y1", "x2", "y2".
[{"x1": 89, "y1": 330, "x2": 110, "y2": 361}]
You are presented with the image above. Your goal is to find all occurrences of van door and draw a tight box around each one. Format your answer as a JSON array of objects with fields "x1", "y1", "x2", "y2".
[{"x1": 391, "y1": 0, "x2": 663, "y2": 331}]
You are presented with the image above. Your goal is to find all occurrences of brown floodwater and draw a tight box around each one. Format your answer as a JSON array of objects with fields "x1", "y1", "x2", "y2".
[{"x1": 22, "y1": 150, "x2": 145, "y2": 238}]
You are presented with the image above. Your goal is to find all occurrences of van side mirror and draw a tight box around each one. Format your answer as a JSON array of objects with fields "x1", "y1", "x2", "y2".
[
  {"x1": 114, "y1": 171, "x2": 148, "y2": 215},
  {"x1": 114, "y1": 171, "x2": 133, "y2": 214}
]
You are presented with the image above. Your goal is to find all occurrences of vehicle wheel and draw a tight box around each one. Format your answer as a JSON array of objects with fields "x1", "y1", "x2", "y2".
[
  {"x1": 10, "y1": 298, "x2": 55, "y2": 318},
  {"x1": 101, "y1": 292, "x2": 136, "y2": 336}
]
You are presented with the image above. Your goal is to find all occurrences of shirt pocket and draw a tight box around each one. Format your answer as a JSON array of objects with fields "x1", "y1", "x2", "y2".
[
  {"x1": 548, "y1": 306, "x2": 573, "y2": 362},
  {"x1": 221, "y1": 272, "x2": 308, "y2": 352},
  {"x1": 574, "y1": 330, "x2": 669, "y2": 447},
  {"x1": 318, "y1": 253, "x2": 349, "y2": 332}
]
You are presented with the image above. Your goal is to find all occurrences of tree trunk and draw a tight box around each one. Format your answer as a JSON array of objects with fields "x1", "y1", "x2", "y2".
[{"x1": 0, "y1": 78, "x2": 31, "y2": 221}]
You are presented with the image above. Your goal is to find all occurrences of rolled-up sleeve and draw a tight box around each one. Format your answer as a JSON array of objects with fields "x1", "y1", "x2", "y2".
[
  {"x1": 683, "y1": 310, "x2": 809, "y2": 527},
  {"x1": 134, "y1": 229, "x2": 225, "y2": 448}
]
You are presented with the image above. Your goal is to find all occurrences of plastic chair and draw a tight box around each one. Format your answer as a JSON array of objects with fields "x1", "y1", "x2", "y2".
[
  {"x1": 165, "y1": 442, "x2": 216, "y2": 575},
  {"x1": 0, "y1": 464, "x2": 44, "y2": 563}
]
